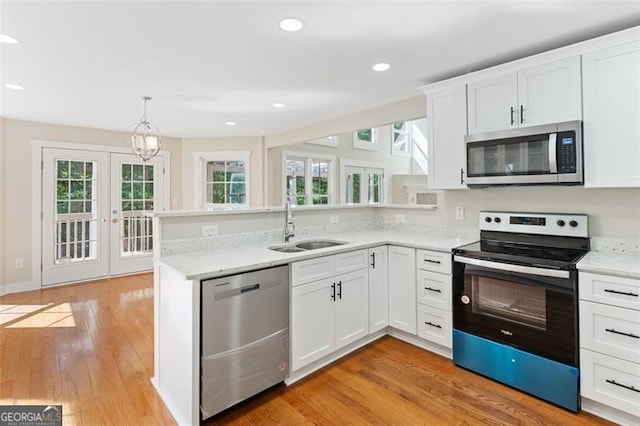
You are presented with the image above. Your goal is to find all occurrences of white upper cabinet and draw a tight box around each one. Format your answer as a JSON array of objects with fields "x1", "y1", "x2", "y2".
[
  {"x1": 426, "y1": 85, "x2": 468, "y2": 189},
  {"x1": 467, "y1": 57, "x2": 582, "y2": 134},
  {"x1": 582, "y1": 40, "x2": 640, "y2": 188},
  {"x1": 467, "y1": 73, "x2": 518, "y2": 133}
]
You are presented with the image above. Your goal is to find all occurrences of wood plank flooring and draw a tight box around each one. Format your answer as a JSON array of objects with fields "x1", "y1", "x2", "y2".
[{"x1": 1, "y1": 274, "x2": 613, "y2": 425}]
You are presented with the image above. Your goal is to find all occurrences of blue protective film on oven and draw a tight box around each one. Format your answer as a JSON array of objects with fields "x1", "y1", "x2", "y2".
[{"x1": 452, "y1": 329, "x2": 579, "y2": 412}]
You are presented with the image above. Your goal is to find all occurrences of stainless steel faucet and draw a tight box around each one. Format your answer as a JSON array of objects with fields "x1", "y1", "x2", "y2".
[{"x1": 283, "y1": 195, "x2": 295, "y2": 243}]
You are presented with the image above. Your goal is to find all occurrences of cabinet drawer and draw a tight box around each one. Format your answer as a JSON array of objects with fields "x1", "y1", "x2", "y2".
[
  {"x1": 580, "y1": 300, "x2": 640, "y2": 364},
  {"x1": 581, "y1": 349, "x2": 640, "y2": 417},
  {"x1": 417, "y1": 305, "x2": 452, "y2": 348},
  {"x1": 417, "y1": 270, "x2": 452, "y2": 311},
  {"x1": 417, "y1": 249, "x2": 452, "y2": 274},
  {"x1": 292, "y1": 256, "x2": 335, "y2": 286},
  {"x1": 579, "y1": 272, "x2": 640, "y2": 310},
  {"x1": 334, "y1": 249, "x2": 369, "y2": 275}
]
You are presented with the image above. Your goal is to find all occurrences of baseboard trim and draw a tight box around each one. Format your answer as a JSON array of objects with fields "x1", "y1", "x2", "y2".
[
  {"x1": 0, "y1": 281, "x2": 39, "y2": 297},
  {"x1": 582, "y1": 397, "x2": 640, "y2": 425}
]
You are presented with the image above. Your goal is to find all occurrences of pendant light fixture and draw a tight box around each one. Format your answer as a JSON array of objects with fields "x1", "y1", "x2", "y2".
[{"x1": 131, "y1": 96, "x2": 162, "y2": 161}]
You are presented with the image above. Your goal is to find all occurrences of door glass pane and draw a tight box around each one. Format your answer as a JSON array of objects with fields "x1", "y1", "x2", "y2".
[
  {"x1": 119, "y1": 162, "x2": 154, "y2": 257},
  {"x1": 54, "y1": 159, "x2": 98, "y2": 264},
  {"x1": 472, "y1": 276, "x2": 547, "y2": 330}
]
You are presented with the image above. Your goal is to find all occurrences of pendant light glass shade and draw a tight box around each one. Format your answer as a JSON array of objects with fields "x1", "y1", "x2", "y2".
[{"x1": 131, "y1": 96, "x2": 162, "y2": 161}]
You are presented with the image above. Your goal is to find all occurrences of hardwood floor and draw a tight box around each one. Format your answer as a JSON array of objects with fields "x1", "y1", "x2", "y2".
[{"x1": 1, "y1": 275, "x2": 612, "y2": 425}]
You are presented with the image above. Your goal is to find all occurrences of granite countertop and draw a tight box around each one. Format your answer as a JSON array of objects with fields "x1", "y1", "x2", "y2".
[
  {"x1": 577, "y1": 251, "x2": 640, "y2": 279},
  {"x1": 156, "y1": 230, "x2": 478, "y2": 281}
]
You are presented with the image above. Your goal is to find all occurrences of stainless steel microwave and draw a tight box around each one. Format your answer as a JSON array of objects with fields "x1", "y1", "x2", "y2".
[{"x1": 465, "y1": 121, "x2": 582, "y2": 186}]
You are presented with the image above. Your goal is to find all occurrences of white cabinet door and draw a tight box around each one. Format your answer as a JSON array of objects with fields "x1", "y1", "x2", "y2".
[
  {"x1": 388, "y1": 246, "x2": 417, "y2": 334},
  {"x1": 583, "y1": 40, "x2": 640, "y2": 188},
  {"x1": 517, "y1": 57, "x2": 582, "y2": 127},
  {"x1": 335, "y1": 269, "x2": 369, "y2": 349},
  {"x1": 426, "y1": 85, "x2": 468, "y2": 189},
  {"x1": 291, "y1": 278, "x2": 335, "y2": 371},
  {"x1": 368, "y1": 246, "x2": 389, "y2": 333},
  {"x1": 467, "y1": 73, "x2": 518, "y2": 134}
]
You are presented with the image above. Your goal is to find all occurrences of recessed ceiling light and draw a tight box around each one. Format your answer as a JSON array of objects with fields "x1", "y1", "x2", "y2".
[
  {"x1": 4, "y1": 83, "x2": 25, "y2": 90},
  {"x1": 372, "y1": 63, "x2": 391, "y2": 72},
  {"x1": 0, "y1": 33, "x2": 19, "y2": 44},
  {"x1": 273, "y1": 102, "x2": 286, "y2": 108},
  {"x1": 279, "y1": 18, "x2": 305, "y2": 32},
  {"x1": 225, "y1": 121, "x2": 236, "y2": 126}
]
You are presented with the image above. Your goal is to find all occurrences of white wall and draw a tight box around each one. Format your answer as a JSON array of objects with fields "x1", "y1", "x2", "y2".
[
  {"x1": 180, "y1": 136, "x2": 264, "y2": 209},
  {"x1": 0, "y1": 118, "x2": 5, "y2": 288},
  {"x1": 1, "y1": 118, "x2": 183, "y2": 288},
  {"x1": 264, "y1": 96, "x2": 426, "y2": 148}
]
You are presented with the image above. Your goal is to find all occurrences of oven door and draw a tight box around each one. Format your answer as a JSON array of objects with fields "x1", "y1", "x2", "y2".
[{"x1": 452, "y1": 256, "x2": 577, "y2": 366}]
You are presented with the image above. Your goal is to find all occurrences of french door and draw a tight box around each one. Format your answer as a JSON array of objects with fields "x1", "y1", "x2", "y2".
[{"x1": 41, "y1": 148, "x2": 165, "y2": 286}]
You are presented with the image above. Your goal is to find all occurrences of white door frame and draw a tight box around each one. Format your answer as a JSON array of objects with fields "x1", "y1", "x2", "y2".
[{"x1": 31, "y1": 139, "x2": 171, "y2": 288}]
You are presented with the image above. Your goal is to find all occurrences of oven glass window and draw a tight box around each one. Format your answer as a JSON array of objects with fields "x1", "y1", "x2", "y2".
[{"x1": 472, "y1": 276, "x2": 547, "y2": 330}]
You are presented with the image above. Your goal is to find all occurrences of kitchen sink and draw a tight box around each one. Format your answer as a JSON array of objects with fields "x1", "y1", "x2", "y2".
[
  {"x1": 268, "y1": 245, "x2": 306, "y2": 253},
  {"x1": 295, "y1": 240, "x2": 347, "y2": 250},
  {"x1": 268, "y1": 239, "x2": 347, "y2": 253}
]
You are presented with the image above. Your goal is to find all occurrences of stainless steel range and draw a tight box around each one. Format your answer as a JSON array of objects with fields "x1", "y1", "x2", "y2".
[{"x1": 452, "y1": 211, "x2": 590, "y2": 412}]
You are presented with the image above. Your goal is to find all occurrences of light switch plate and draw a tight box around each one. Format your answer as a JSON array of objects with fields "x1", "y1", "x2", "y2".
[
  {"x1": 330, "y1": 216, "x2": 339, "y2": 224},
  {"x1": 455, "y1": 206, "x2": 465, "y2": 220},
  {"x1": 395, "y1": 214, "x2": 406, "y2": 223}
]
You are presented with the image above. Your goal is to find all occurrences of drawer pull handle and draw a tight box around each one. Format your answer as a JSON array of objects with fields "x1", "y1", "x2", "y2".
[
  {"x1": 605, "y1": 379, "x2": 640, "y2": 393},
  {"x1": 605, "y1": 328, "x2": 639, "y2": 339},
  {"x1": 425, "y1": 259, "x2": 441, "y2": 264},
  {"x1": 425, "y1": 321, "x2": 442, "y2": 329},
  {"x1": 604, "y1": 289, "x2": 639, "y2": 297},
  {"x1": 424, "y1": 287, "x2": 442, "y2": 293}
]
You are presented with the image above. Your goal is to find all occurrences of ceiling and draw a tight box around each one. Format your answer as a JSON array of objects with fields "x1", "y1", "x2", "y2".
[{"x1": 1, "y1": 1, "x2": 639, "y2": 138}]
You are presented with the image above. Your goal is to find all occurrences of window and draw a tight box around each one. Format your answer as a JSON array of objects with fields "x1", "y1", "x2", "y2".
[
  {"x1": 344, "y1": 165, "x2": 383, "y2": 204},
  {"x1": 283, "y1": 152, "x2": 334, "y2": 206},
  {"x1": 391, "y1": 122, "x2": 412, "y2": 157},
  {"x1": 194, "y1": 151, "x2": 250, "y2": 209},
  {"x1": 353, "y1": 127, "x2": 379, "y2": 151}
]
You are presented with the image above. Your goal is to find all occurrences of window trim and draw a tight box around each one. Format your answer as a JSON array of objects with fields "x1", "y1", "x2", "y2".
[
  {"x1": 282, "y1": 150, "x2": 336, "y2": 205},
  {"x1": 304, "y1": 135, "x2": 339, "y2": 148},
  {"x1": 339, "y1": 158, "x2": 387, "y2": 205},
  {"x1": 353, "y1": 128, "x2": 380, "y2": 151},
  {"x1": 193, "y1": 150, "x2": 250, "y2": 209}
]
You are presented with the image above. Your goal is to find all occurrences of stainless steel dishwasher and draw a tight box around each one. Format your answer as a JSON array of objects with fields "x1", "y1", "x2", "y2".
[{"x1": 200, "y1": 265, "x2": 289, "y2": 420}]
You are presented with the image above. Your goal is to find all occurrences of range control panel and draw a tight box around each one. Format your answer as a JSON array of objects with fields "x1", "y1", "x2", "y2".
[{"x1": 479, "y1": 211, "x2": 588, "y2": 238}]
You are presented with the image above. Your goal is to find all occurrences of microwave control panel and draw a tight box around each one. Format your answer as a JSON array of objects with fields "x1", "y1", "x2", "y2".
[{"x1": 557, "y1": 131, "x2": 577, "y2": 173}]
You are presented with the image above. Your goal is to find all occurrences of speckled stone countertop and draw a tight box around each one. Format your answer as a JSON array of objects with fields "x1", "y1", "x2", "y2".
[
  {"x1": 577, "y1": 237, "x2": 640, "y2": 279},
  {"x1": 156, "y1": 228, "x2": 478, "y2": 281}
]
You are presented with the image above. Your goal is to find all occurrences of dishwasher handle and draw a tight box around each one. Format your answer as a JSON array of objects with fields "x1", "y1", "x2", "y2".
[
  {"x1": 240, "y1": 284, "x2": 260, "y2": 293},
  {"x1": 212, "y1": 279, "x2": 278, "y2": 301}
]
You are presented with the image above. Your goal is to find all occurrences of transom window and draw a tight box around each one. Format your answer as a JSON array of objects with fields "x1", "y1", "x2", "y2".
[
  {"x1": 353, "y1": 128, "x2": 379, "y2": 151},
  {"x1": 392, "y1": 122, "x2": 412, "y2": 157}
]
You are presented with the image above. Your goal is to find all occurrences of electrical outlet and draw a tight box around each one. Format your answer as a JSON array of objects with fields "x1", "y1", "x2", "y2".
[
  {"x1": 329, "y1": 216, "x2": 339, "y2": 224},
  {"x1": 15, "y1": 259, "x2": 23, "y2": 269},
  {"x1": 171, "y1": 198, "x2": 178, "y2": 207},
  {"x1": 201, "y1": 225, "x2": 218, "y2": 237},
  {"x1": 455, "y1": 206, "x2": 465, "y2": 220},
  {"x1": 395, "y1": 214, "x2": 406, "y2": 224}
]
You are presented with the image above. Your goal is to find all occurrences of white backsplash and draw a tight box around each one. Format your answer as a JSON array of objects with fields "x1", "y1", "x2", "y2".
[{"x1": 160, "y1": 219, "x2": 479, "y2": 256}]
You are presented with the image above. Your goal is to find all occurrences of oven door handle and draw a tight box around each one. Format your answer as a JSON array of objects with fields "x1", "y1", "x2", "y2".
[{"x1": 454, "y1": 256, "x2": 570, "y2": 279}]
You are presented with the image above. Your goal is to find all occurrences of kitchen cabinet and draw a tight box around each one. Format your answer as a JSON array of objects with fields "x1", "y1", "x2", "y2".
[
  {"x1": 426, "y1": 85, "x2": 468, "y2": 189},
  {"x1": 467, "y1": 56, "x2": 582, "y2": 134},
  {"x1": 369, "y1": 246, "x2": 389, "y2": 333},
  {"x1": 388, "y1": 246, "x2": 417, "y2": 334},
  {"x1": 416, "y1": 249, "x2": 453, "y2": 348},
  {"x1": 291, "y1": 250, "x2": 369, "y2": 371},
  {"x1": 582, "y1": 40, "x2": 640, "y2": 188},
  {"x1": 579, "y1": 271, "x2": 640, "y2": 421}
]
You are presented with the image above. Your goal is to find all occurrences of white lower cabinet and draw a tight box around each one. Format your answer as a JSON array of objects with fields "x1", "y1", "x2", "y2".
[
  {"x1": 291, "y1": 250, "x2": 369, "y2": 372},
  {"x1": 416, "y1": 249, "x2": 453, "y2": 349},
  {"x1": 368, "y1": 246, "x2": 389, "y2": 333},
  {"x1": 579, "y1": 271, "x2": 640, "y2": 420},
  {"x1": 388, "y1": 246, "x2": 417, "y2": 334}
]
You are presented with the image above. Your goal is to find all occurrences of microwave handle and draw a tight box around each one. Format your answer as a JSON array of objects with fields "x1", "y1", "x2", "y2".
[{"x1": 548, "y1": 133, "x2": 557, "y2": 174}]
